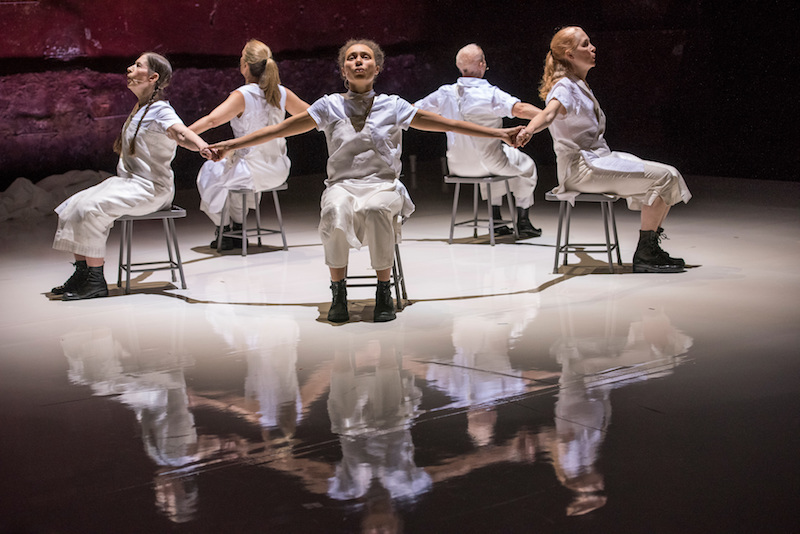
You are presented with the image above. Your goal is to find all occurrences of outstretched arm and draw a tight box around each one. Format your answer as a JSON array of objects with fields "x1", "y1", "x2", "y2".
[
  {"x1": 511, "y1": 101, "x2": 542, "y2": 120},
  {"x1": 410, "y1": 109, "x2": 523, "y2": 146},
  {"x1": 167, "y1": 123, "x2": 211, "y2": 156},
  {"x1": 188, "y1": 91, "x2": 246, "y2": 135},
  {"x1": 516, "y1": 98, "x2": 565, "y2": 147},
  {"x1": 284, "y1": 88, "x2": 311, "y2": 116},
  {"x1": 207, "y1": 112, "x2": 317, "y2": 160}
]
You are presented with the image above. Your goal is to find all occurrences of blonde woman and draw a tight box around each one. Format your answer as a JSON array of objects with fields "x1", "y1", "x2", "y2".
[
  {"x1": 52, "y1": 52, "x2": 210, "y2": 300},
  {"x1": 517, "y1": 27, "x2": 692, "y2": 273},
  {"x1": 190, "y1": 40, "x2": 309, "y2": 249},
  {"x1": 208, "y1": 39, "x2": 521, "y2": 323}
]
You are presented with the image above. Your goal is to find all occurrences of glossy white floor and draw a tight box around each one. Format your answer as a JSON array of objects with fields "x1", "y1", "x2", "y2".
[{"x1": 1, "y1": 171, "x2": 798, "y2": 533}]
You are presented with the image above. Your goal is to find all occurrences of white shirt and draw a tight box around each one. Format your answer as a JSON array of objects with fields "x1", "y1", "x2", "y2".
[{"x1": 117, "y1": 101, "x2": 182, "y2": 189}]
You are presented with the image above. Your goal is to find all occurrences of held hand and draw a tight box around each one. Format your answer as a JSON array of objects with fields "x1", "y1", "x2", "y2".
[
  {"x1": 501, "y1": 126, "x2": 524, "y2": 147},
  {"x1": 516, "y1": 128, "x2": 532, "y2": 148},
  {"x1": 207, "y1": 142, "x2": 232, "y2": 162},
  {"x1": 199, "y1": 146, "x2": 214, "y2": 160}
]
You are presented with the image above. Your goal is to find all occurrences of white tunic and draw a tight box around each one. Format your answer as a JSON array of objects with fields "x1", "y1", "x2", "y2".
[
  {"x1": 547, "y1": 76, "x2": 691, "y2": 209},
  {"x1": 415, "y1": 77, "x2": 538, "y2": 207},
  {"x1": 53, "y1": 101, "x2": 182, "y2": 257},
  {"x1": 307, "y1": 91, "x2": 416, "y2": 267},
  {"x1": 196, "y1": 84, "x2": 290, "y2": 225}
]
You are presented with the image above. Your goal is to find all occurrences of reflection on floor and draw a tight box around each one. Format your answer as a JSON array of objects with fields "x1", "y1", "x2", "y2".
[{"x1": 0, "y1": 172, "x2": 798, "y2": 533}]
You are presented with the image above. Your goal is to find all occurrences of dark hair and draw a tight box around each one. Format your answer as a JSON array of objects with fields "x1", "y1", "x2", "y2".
[
  {"x1": 337, "y1": 39, "x2": 385, "y2": 80},
  {"x1": 114, "y1": 52, "x2": 173, "y2": 155}
]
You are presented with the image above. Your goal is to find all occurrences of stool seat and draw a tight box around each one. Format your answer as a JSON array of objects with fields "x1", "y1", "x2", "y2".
[
  {"x1": 444, "y1": 175, "x2": 518, "y2": 246},
  {"x1": 219, "y1": 183, "x2": 288, "y2": 256},
  {"x1": 117, "y1": 206, "x2": 187, "y2": 294},
  {"x1": 545, "y1": 192, "x2": 622, "y2": 274}
]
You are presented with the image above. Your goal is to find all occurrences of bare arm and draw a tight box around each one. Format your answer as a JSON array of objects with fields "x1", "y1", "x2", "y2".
[
  {"x1": 208, "y1": 112, "x2": 317, "y2": 160},
  {"x1": 516, "y1": 98, "x2": 565, "y2": 147},
  {"x1": 511, "y1": 101, "x2": 542, "y2": 120},
  {"x1": 188, "y1": 91, "x2": 246, "y2": 135},
  {"x1": 167, "y1": 123, "x2": 210, "y2": 154},
  {"x1": 410, "y1": 109, "x2": 522, "y2": 146},
  {"x1": 284, "y1": 88, "x2": 310, "y2": 116}
]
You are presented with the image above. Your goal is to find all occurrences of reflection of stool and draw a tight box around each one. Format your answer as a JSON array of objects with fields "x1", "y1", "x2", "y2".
[
  {"x1": 546, "y1": 192, "x2": 622, "y2": 274},
  {"x1": 218, "y1": 183, "x2": 288, "y2": 256},
  {"x1": 117, "y1": 206, "x2": 187, "y2": 294},
  {"x1": 445, "y1": 175, "x2": 518, "y2": 246},
  {"x1": 347, "y1": 243, "x2": 408, "y2": 310}
]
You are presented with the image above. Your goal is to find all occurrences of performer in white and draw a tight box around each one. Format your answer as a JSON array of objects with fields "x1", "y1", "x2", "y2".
[
  {"x1": 517, "y1": 27, "x2": 692, "y2": 273},
  {"x1": 415, "y1": 43, "x2": 543, "y2": 237},
  {"x1": 190, "y1": 40, "x2": 309, "y2": 249},
  {"x1": 51, "y1": 52, "x2": 210, "y2": 299},
  {"x1": 208, "y1": 39, "x2": 521, "y2": 323}
]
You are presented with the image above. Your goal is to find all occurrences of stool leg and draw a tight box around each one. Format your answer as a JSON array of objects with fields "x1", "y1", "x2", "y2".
[
  {"x1": 601, "y1": 201, "x2": 614, "y2": 273},
  {"x1": 254, "y1": 192, "x2": 263, "y2": 248},
  {"x1": 168, "y1": 218, "x2": 187, "y2": 289},
  {"x1": 240, "y1": 192, "x2": 248, "y2": 257},
  {"x1": 449, "y1": 182, "x2": 460, "y2": 244},
  {"x1": 553, "y1": 202, "x2": 566, "y2": 274},
  {"x1": 273, "y1": 190, "x2": 288, "y2": 250},
  {"x1": 125, "y1": 220, "x2": 133, "y2": 294},
  {"x1": 117, "y1": 220, "x2": 127, "y2": 288},
  {"x1": 486, "y1": 182, "x2": 495, "y2": 246},
  {"x1": 610, "y1": 202, "x2": 622, "y2": 266},
  {"x1": 163, "y1": 219, "x2": 177, "y2": 282},
  {"x1": 505, "y1": 180, "x2": 518, "y2": 238},
  {"x1": 472, "y1": 183, "x2": 480, "y2": 239},
  {"x1": 217, "y1": 195, "x2": 229, "y2": 252},
  {"x1": 394, "y1": 243, "x2": 407, "y2": 308},
  {"x1": 563, "y1": 203, "x2": 573, "y2": 267}
]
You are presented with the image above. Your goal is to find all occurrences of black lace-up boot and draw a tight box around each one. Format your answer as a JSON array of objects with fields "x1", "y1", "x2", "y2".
[
  {"x1": 327, "y1": 279, "x2": 349, "y2": 323},
  {"x1": 516, "y1": 207, "x2": 542, "y2": 238},
  {"x1": 633, "y1": 230, "x2": 684, "y2": 273},
  {"x1": 656, "y1": 227, "x2": 685, "y2": 267},
  {"x1": 63, "y1": 265, "x2": 109, "y2": 300},
  {"x1": 52, "y1": 260, "x2": 88, "y2": 295},
  {"x1": 373, "y1": 280, "x2": 396, "y2": 322}
]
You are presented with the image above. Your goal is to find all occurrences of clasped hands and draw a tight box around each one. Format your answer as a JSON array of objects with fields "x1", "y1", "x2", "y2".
[
  {"x1": 502, "y1": 126, "x2": 533, "y2": 148},
  {"x1": 200, "y1": 144, "x2": 230, "y2": 162}
]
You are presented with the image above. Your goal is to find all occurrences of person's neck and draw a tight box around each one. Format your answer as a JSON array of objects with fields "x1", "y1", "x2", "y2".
[{"x1": 348, "y1": 81, "x2": 374, "y2": 94}]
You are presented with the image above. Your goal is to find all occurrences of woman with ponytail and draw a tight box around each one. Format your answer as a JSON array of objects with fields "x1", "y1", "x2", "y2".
[
  {"x1": 517, "y1": 27, "x2": 692, "y2": 273},
  {"x1": 207, "y1": 39, "x2": 521, "y2": 323},
  {"x1": 51, "y1": 52, "x2": 210, "y2": 300},
  {"x1": 190, "y1": 39, "x2": 309, "y2": 249}
]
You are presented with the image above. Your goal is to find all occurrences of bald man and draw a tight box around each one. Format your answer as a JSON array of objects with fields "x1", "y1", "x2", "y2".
[{"x1": 415, "y1": 43, "x2": 542, "y2": 237}]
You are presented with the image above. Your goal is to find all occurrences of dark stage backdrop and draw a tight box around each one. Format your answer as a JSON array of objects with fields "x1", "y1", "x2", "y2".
[{"x1": 1, "y1": 0, "x2": 797, "y2": 189}]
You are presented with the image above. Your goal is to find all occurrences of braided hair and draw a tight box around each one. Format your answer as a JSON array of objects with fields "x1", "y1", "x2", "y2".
[{"x1": 114, "y1": 52, "x2": 173, "y2": 155}]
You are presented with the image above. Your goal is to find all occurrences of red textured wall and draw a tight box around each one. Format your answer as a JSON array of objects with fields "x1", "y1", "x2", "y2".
[{"x1": 0, "y1": 0, "x2": 426, "y2": 59}]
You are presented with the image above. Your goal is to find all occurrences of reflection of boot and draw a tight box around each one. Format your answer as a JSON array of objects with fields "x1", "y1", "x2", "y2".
[
  {"x1": 373, "y1": 280, "x2": 396, "y2": 322},
  {"x1": 52, "y1": 260, "x2": 88, "y2": 295},
  {"x1": 63, "y1": 265, "x2": 109, "y2": 300},
  {"x1": 657, "y1": 227, "x2": 685, "y2": 267},
  {"x1": 516, "y1": 207, "x2": 542, "y2": 238},
  {"x1": 492, "y1": 205, "x2": 512, "y2": 236},
  {"x1": 327, "y1": 279, "x2": 349, "y2": 323},
  {"x1": 633, "y1": 230, "x2": 684, "y2": 273}
]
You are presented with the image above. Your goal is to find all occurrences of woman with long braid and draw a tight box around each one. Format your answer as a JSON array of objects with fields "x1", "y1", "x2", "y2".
[
  {"x1": 190, "y1": 40, "x2": 309, "y2": 249},
  {"x1": 51, "y1": 52, "x2": 210, "y2": 300}
]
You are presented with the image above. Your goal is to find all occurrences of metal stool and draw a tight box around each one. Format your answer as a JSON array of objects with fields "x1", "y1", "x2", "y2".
[
  {"x1": 546, "y1": 192, "x2": 622, "y2": 274},
  {"x1": 444, "y1": 175, "x2": 518, "y2": 246},
  {"x1": 117, "y1": 206, "x2": 187, "y2": 294},
  {"x1": 347, "y1": 243, "x2": 408, "y2": 310},
  {"x1": 218, "y1": 183, "x2": 288, "y2": 256}
]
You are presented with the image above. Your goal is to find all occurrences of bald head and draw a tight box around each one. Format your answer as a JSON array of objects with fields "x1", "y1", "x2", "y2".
[{"x1": 456, "y1": 43, "x2": 486, "y2": 78}]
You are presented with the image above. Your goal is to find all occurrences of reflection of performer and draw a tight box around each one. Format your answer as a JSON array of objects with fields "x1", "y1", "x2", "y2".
[
  {"x1": 61, "y1": 325, "x2": 200, "y2": 523},
  {"x1": 425, "y1": 299, "x2": 541, "y2": 447},
  {"x1": 204, "y1": 307, "x2": 302, "y2": 439},
  {"x1": 327, "y1": 336, "x2": 430, "y2": 505},
  {"x1": 545, "y1": 307, "x2": 693, "y2": 515}
]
